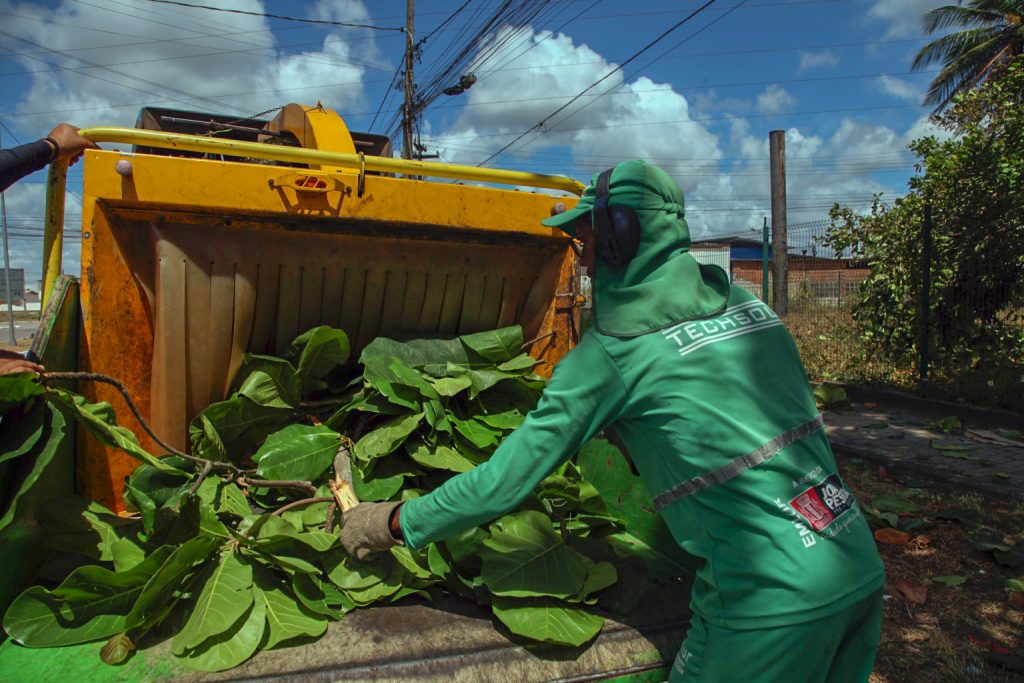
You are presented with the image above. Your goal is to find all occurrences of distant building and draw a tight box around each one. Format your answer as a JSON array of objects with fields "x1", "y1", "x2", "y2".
[
  {"x1": 0, "y1": 268, "x2": 26, "y2": 305},
  {"x1": 692, "y1": 236, "x2": 868, "y2": 306}
]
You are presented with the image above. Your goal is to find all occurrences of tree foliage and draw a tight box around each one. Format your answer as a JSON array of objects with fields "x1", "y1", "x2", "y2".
[
  {"x1": 912, "y1": 0, "x2": 1024, "y2": 110},
  {"x1": 825, "y1": 59, "x2": 1024, "y2": 405}
]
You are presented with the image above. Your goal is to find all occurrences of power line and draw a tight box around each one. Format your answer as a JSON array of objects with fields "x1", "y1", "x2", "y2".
[
  {"x1": 428, "y1": 102, "x2": 926, "y2": 145},
  {"x1": 539, "y1": 0, "x2": 751, "y2": 142},
  {"x1": 0, "y1": 31, "x2": 251, "y2": 116},
  {"x1": 141, "y1": 0, "x2": 405, "y2": 32},
  {"x1": 477, "y1": 0, "x2": 724, "y2": 167}
]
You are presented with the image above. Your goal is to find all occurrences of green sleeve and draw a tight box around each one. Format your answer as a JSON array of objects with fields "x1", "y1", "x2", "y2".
[{"x1": 399, "y1": 334, "x2": 628, "y2": 549}]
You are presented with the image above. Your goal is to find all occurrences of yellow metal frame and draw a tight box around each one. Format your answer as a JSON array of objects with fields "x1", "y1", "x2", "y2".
[{"x1": 40, "y1": 127, "x2": 584, "y2": 306}]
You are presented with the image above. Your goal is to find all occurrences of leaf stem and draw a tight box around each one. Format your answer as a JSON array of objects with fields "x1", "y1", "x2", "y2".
[
  {"x1": 41, "y1": 371, "x2": 243, "y2": 475},
  {"x1": 271, "y1": 496, "x2": 334, "y2": 516},
  {"x1": 237, "y1": 477, "x2": 318, "y2": 497}
]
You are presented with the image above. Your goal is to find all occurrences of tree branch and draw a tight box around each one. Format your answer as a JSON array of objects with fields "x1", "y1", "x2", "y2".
[
  {"x1": 41, "y1": 371, "x2": 242, "y2": 475},
  {"x1": 271, "y1": 496, "x2": 334, "y2": 517},
  {"x1": 237, "y1": 477, "x2": 318, "y2": 497}
]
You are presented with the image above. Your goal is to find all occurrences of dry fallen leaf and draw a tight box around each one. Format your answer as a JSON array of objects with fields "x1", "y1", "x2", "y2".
[
  {"x1": 864, "y1": 402, "x2": 878, "y2": 409},
  {"x1": 1010, "y1": 592, "x2": 1024, "y2": 609},
  {"x1": 875, "y1": 528, "x2": 912, "y2": 545},
  {"x1": 913, "y1": 535, "x2": 932, "y2": 546},
  {"x1": 878, "y1": 466, "x2": 891, "y2": 480},
  {"x1": 891, "y1": 578, "x2": 928, "y2": 604}
]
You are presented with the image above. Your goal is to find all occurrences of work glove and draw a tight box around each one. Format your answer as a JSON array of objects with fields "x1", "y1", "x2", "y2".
[{"x1": 338, "y1": 501, "x2": 403, "y2": 561}]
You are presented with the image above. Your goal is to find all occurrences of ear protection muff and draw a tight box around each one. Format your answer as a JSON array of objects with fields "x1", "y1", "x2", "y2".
[{"x1": 592, "y1": 168, "x2": 641, "y2": 267}]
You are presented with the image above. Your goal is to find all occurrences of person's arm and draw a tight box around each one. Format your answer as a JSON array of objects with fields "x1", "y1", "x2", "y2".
[
  {"x1": 0, "y1": 123, "x2": 98, "y2": 192},
  {"x1": 397, "y1": 334, "x2": 629, "y2": 549},
  {"x1": 0, "y1": 140, "x2": 52, "y2": 192}
]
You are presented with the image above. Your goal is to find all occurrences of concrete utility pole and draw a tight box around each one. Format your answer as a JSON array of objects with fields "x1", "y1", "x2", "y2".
[
  {"x1": 1, "y1": 120, "x2": 17, "y2": 344},
  {"x1": 401, "y1": 0, "x2": 415, "y2": 160},
  {"x1": 769, "y1": 129, "x2": 788, "y2": 316}
]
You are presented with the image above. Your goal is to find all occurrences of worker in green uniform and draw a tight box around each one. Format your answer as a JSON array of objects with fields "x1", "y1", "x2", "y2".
[{"x1": 339, "y1": 160, "x2": 886, "y2": 682}]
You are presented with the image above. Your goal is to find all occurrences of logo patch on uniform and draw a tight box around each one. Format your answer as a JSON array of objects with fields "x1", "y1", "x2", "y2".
[{"x1": 788, "y1": 474, "x2": 854, "y2": 532}]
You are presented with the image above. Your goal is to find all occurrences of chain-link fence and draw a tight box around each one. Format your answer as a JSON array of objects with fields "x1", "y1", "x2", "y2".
[{"x1": 694, "y1": 220, "x2": 1024, "y2": 411}]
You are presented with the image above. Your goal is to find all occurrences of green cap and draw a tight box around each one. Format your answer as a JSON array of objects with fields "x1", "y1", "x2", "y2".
[{"x1": 541, "y1": 160, "x2": 685, "y2": 232}]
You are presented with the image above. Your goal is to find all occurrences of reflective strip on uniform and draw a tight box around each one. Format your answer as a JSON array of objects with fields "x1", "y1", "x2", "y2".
[{"x1": 654, "y1": 413, "x2": 826, "y2": 511}]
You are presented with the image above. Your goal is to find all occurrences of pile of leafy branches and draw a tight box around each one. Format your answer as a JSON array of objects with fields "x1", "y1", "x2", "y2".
[{"x1": 0, "y1": 325, "x2": 694, "y2": 672}]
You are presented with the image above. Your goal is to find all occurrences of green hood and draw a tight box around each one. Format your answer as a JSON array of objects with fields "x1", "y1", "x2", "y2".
[{"x1": 543, "y1": 159, "x2": 729, "y2": 337}]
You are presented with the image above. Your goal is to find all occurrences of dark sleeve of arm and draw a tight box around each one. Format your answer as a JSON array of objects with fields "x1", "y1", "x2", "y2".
[
  {"x1": 399, "y1": 335, "x2": 629, "y2": 549},
  {"x1": 0, "y1": 140, "x2": 52, "y2": 192}
]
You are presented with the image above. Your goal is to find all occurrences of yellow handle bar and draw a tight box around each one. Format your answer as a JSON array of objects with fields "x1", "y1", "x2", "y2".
[{"x1": 77, "y1": 127, "x2": 587, "y2": 195}]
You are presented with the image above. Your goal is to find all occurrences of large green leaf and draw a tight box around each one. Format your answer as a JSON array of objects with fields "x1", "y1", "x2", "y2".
[
  {"x1": 578, "y1": 440, "x2": 698, "y2": 576},
  {"x1": 291, "y1": 573, "x2": 356, "y2": 618},
  {"x1": 450, "y1": 415, "x2": 501, "y2": 450},
  {"x1": 479, "y1": 510, "x2": 589, "y2": 599},
  {"x1": 125, "y1": 536, "x2": 222, "y2": 630},
  {"x1": 361, "y1": 357, "x2": 438, "y2": 401},
  {"x1": 181, "y1": 588, "x2": 266, "y2": 672},
  {"x1": 430, "y1": 375, "x2": 472, "y2": 397},
  {"x1": 354, "y1": 412, "x2": 423, "y2": 461},
  {"x1": 235, "y1": 354, "x2": 300, "y2": 409},
  {"x1": 324, "y1": 551, "x2": 393, "y2": 592},
  {"x1": 0, "y1": 402, "x2": 68, "y2": 534},
  {"x1": 496, "y1": 353, "x2": 540, "y2": 373},
  {"x1": 490, "y1": 596, "x2": 603, "y2": 647},
  {"x1": 123, "y1": 456, "x2": 193, "y2": 533},
  {"x1": 254, "y1": 424, "x2": 340, "y2": 482},
  {"x1": 361, "y1": 335, "x2": 473, "y2": 374},
  {"x1": 256, "y1": 580, "x2": 328, "y2": 649},
  {"x1": 352, "y1": 463, "x2": 406, "y2": 502},
  {"x1": 174, "y1": 550, "x2": 254, "y2": 652},
  {"x1": 0, "y1": 373, "x2": 44, "y2": 416},
  {"x1": 460, "y1": 327, "x2": 524, "y2": 363},
  {"x1": 36, "y1": 496, "x2": 139, "y2": 562},
  {"x1": 47, "y1": 389, "x2": 182, "y2": 474},
  {"x1": 3, "y1": 546, "x2": 174, "y2": 647},
  {"x1": 476, "y1": 409, "x2": 525, "y2": 430},
  {"x1": 446, "y1": 363, "x2": 517, "y2": 399},
  {"x1": 282, "y1": 326, "x2": 350, "y2": 397},
  {"x1": 0, "y1": 402, "x2": 44, "y2": 464},
  {"x1": 407, "y1": 441, "x2": 476, "y2": 473},
  {"x1": 189, "y1": 395, "x2": 293, "y2": 461}
]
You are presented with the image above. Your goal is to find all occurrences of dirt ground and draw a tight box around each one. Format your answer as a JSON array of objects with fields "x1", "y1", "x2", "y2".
[{"x1": 836, "y1": 457, "x2": 1024, "y2": 681}]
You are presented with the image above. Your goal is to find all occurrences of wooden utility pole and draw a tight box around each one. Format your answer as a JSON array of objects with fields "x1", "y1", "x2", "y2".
[
  {"x1": 401, "y1": 0, "x2": 415, "y2": 160},
  {"x1": 769, "y1": 130, "x2": 788, "y2": 316}
]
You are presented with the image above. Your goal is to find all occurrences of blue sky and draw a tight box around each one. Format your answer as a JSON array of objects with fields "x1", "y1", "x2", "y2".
[{"x1": 0, "y1": 0, "x2": 951, "y2": 286}]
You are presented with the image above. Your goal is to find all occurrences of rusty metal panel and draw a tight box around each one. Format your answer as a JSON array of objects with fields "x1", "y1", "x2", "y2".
[{"x1": 78, "y1": 149, "x2": 579, "y2": 508}]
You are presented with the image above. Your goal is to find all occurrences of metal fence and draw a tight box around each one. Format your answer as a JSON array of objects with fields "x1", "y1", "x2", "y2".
[{"x1": 694, "y1": 220, "x2": 1024, "y2": 411}]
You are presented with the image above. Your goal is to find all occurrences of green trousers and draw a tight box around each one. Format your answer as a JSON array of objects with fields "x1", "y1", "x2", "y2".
[{"x1": 669, "y1": 590, "x2": 883, "y2": 682}]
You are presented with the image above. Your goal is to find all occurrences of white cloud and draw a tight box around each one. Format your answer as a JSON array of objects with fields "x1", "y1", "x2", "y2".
[
  {"x1": 754, "y1": 85, "x2": 796, "y2": 115},
  {"x1": 428, "y1": 28, "x2": 723, "y2": 194},
  {"x1": 0, "y1": 0, "x2": 380, "y2": 283},
  {"x1": 423, "y1": 28, "x2": 930, "y2": 237},
  {"x1": 1, "y1": 0, "x2": 378, "y2": 133},
  {"x1": 866, "y1": 0, "x2": 948, "y2": 39},
  {"x1": 798, "y1": 49, "x2": 839, "y2": 71},
  {"x1": 903, "y1": 114, "x2": 954, "y2": 143},
  {"x1": 876, "y1": 74, "x2": 925, "y2": 103}
]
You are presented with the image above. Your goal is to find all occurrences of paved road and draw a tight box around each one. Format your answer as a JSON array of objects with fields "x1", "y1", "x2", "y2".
[
  {"x1": 1, "y1": 319, "x2": 39, "y2": 342},
  {"x1": 826, "y1": 394, "x2": 1024, "y2": 501}
]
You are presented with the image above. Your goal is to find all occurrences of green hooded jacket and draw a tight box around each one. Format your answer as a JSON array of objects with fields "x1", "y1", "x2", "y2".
[{"x1": 400, "y1": 161, "x2": 884, "y2": 629}]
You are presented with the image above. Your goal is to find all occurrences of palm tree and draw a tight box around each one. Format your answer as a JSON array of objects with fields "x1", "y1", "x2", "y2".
[{"x1": 912, "y1": 0, "x2": 1024, "y2": 109}]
